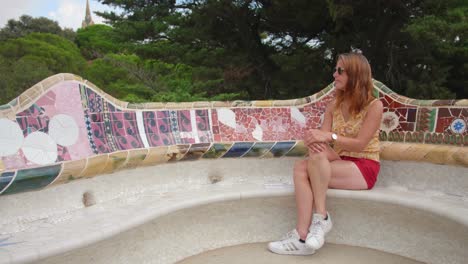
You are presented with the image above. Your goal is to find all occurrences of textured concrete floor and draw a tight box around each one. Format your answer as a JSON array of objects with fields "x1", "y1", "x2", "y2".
[{"x1": 177, "y1": 243, "x2": 423, "y2": 264}]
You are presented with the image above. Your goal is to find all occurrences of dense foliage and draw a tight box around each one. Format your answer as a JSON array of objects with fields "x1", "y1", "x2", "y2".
[
  {"x1": 0, "y1": 0, "x2": 466, "y2": 104},
  {"x1": 0, "y1": 33, "x2": 86, "y2": 101}
]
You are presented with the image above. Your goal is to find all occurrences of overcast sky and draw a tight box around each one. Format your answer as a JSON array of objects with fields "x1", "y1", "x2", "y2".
[{"x1": 0, "y1": 0, "x2": 117, "y2": 30}]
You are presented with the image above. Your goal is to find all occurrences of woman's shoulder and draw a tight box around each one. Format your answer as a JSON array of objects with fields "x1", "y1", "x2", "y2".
[
  {"x1": 362, "y1": 98, "x2": 383, "y2": 117},
  {"x1": 368, "y1": 98, "x2": 383, "y2": 110}
]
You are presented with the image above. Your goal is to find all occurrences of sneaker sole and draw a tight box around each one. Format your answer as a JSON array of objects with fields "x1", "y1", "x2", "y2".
[
  {"x1": 268, "y1": 246, "x2": 315, "y2": 256},
  {"x1": 305, "y1": 222, "x2": 333, "y2": 250}
]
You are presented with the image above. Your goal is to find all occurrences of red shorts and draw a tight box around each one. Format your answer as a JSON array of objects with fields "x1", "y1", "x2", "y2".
[{"x1": 340, "y1": 156, "x2": 380, "y2": 189}]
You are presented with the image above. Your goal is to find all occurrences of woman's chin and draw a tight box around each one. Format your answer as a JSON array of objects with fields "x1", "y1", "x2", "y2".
[{"x1": 334, "y1": 84, "x2": 344, "y2": 90}]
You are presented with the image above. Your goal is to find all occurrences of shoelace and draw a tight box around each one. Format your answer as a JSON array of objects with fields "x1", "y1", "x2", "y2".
[
  {"x1": 309, "y1": 219, "x2": 324, "y2": 237},
  {"x1": 281, "y1": 230, "x2": 297, "y2": 240}
]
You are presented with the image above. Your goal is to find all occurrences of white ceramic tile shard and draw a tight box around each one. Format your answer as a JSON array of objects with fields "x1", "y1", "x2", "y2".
[
  {"x1": 48, "y1": 114, "x2": 79, "y2": 146},
  {"x1": 252, "y1": 124, "x2": 263, "y2": 141},
  {"x1": 291, "y1": 107, "x2": 306, "y2": 127},
  {"x1": 190, "y1": 110, "x2": 200, "y2": 143},
  {"x1": 0, "y1": 118, "x2": 24, "y2": 156},
  {"x1": 381, "y1": 111, "x2": 400, "y2": 132},
  {"x1": 136, "y1": 111, "x2": 150, "y2": 148},
  {"x1": 22, "y1": 132, "x2": 58, "y2": 165},
  {"x1": 217, "y1": 108, "x2": 236, "y2": 129}
]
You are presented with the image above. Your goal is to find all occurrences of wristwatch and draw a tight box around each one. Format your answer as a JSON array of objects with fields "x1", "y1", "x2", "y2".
[{"x1": 331, "y1": 133, "x2": 338, "y2": 142}]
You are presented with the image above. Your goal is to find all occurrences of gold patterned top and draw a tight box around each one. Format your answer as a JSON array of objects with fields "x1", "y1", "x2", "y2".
[{"x1": 332, "y1": 100, "x2": 380, "y2": 162}]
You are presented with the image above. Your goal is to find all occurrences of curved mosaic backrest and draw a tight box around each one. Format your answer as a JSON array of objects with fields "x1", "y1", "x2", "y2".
[{"x1": 0, "y1": 73, "x2": 466, "y2": 195}]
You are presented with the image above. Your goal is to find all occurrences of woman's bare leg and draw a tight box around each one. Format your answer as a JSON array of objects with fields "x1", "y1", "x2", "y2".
[
  {"x1": 293, "y1": 160, "x2": 313, "y2": 240},
  {"x1": 305, "y1": 144, "x2": 339, "y2": 216},
  {"x1": 307, "y1": 151, "x2": 331, "y2": 216},
  {"x1": 328, "y1": 160, "x2": 368, "y2": 190},
  {"x1": 294, "y1": 144, "x2": 367, "y2": 240}
]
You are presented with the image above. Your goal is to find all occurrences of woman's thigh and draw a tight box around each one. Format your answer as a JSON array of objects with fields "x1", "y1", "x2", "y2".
[
  {"x1": 329, "y1": 160, "x2": 368, "y2": 190},
  {"x1": 308, "y1": 143, "x2": 341, "y2": 162}
]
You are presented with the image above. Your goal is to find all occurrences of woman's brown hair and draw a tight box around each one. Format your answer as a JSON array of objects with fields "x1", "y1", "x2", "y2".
[{"x1": 335, "y1": 52, "x2": 375, "y2": 116}]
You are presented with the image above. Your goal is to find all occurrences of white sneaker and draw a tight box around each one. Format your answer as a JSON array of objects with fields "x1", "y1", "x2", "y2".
[
  {"x1": 268, "y1": 229, "x2": 315, "y2": 255},
  {"x1": 306, "y1": 212, "x2": 333, "y2": 250}
]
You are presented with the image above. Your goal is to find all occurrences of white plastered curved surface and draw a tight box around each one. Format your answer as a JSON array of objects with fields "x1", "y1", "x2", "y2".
[{"x1": 0, "y1": 158, "x2": 466, "y2": 264}]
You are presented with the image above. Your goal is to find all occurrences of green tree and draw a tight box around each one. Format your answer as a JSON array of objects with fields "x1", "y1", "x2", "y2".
[
  {"x1": 76, "y1": 24, "x2": 122, "y2": 59},
  {"x1": 324, "y1": 0, "x2": 466, "y2": 99},
  {"x1": 84, "y1": 53, "x2": 156, "y2": 100},
  {"x1": 0, "y1": 33, "x2": 86, "y2": 104},
  {"x1": 404, "y1": 1, "x2": 467, "y2": 98},
  {"x1": 84, "y1": 53, "x2": 241, "y2": 102},
  {"x1": 3, "y1": 1, "x2": 466, "y2": 103},
  {"x1": 0, "y1": 15, "x2": 76, "y2": 42},
  {"x1": 96, "y1": 0, "x2": 334, "y2": 99}
]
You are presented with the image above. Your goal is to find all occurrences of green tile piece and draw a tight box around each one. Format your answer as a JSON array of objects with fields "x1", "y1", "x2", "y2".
[
  {"x1": 7, "y1": 98, "x2": 19, "y2": 108},
  {"x1": 448, "y1": 135, "x2": 456, "y2": 145},
  {"x1": 418, "y1": 100, "x2": 437, "y2": 106},
  {"x1": 231, "y1": 101, "x2": 252, "y2": 107},
  {"x1": 429, "y1": 109, "x2": 437, "y2": 132},
  {"x1": 374, "y1": 81, "x2": 392, "y2": 94},
  {"x1": 295, "y1": 98, "x2": 309, "y2": 106},
  {"x1": 379, "y1": 131, "x2": 388, "y2": 141},
  {"x1": 202, "y1": 143, "x2": 233, "y2": 159},
  {"x1": 127, "y1": 103, "x2": 147, "y2": 109},
  {"x1": 269, "y1": 141, "x2": 296, "y2": 157},
  {"x1": 181, "y1": 143, "x2": 211, "y2": 161},
  {"x1": 284, "y1": 141, "x2": 308, "y2": 157},
  {"x1": 372, "y1": 87, "x2": 379, "y2": 98},
  {"x1": 0, "y1": 171, "x2": 16, "y2": 194},
  {"x1": 2, "y1": 165, "x2": 62, "y2": 195},
  {"x1": 243, "y1": 142, "x2": 275, "y2": 158}
]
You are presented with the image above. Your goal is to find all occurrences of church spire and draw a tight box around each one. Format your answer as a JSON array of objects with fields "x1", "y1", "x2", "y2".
[{"x1": 81, "y1": 0, "x2": 95, "y2": 28}]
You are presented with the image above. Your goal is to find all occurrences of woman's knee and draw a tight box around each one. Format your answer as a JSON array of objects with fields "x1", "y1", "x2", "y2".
[{"x1": 308, "y1": 151, "x2": 328, "y2": 163}]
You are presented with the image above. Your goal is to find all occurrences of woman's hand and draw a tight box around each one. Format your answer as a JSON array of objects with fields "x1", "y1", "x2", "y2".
[
  {"x1": 308, "y1": 142, "x2": 327, "y2": 153},
  {"x1": 304, "y1": 129, "x2": 331, "y2": 146}
]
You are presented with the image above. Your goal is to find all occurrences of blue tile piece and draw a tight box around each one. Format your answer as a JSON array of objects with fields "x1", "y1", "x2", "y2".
[
  {"x1": 269, "y1": 141, "x2": 296, "y2": 157},
  {"x1": 1, "y1": 165, "x2": 61, "y2": 195},
  {"x1": 0, "y1": 171, "x2": 16, "y2": 194},
  {"x1": 222, "y1": 142, "x2": 254, "y2": 158}
]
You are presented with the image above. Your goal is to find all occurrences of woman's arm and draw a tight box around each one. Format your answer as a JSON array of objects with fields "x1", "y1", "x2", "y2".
[
  {"x1": 304, "y1": 102, "x2": 334, "y2": 147},
  {"x1": 320, "y1": 102, "x2": 334, "y2": 132}
]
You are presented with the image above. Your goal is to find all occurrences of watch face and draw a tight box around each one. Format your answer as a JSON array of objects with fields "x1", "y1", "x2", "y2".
[{"x1": 332, "y1": 133, "x2": 338, "y2": 140}]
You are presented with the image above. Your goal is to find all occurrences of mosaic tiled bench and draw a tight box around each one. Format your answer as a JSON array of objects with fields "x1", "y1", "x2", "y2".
[{"x1": 0, "y1": 73, "x2": 467, "y2": 264}]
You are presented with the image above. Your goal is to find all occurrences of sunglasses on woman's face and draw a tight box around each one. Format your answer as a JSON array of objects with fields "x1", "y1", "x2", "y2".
[{"x1": 334, "y1": 67, "x2": 346, "y2": 75}]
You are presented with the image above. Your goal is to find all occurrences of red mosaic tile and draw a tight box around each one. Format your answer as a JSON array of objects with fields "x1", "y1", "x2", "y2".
[
  {"x1": 435, "y1": 117, "x2": 454, "y2": 133},
  {"x1": 462, "y1": 109, "x2": 468, "y2": 117},
  {"x1": 438, "y1": 108, "x2": 452, "y2": 118},
  {"x1": 396, "y1": 109, "x2": 407, "y2": 119},
  {"x1": 382, "y1": 95, "x2": 392, "y2": 108},
  {"x1": 450, "y1": 108, "x2": 462, "y2": 117}
]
